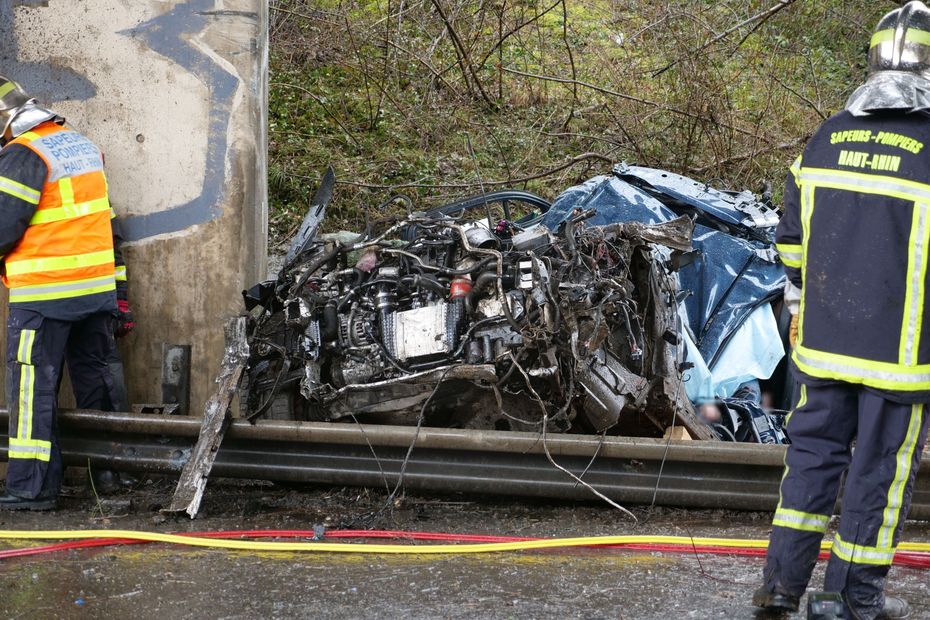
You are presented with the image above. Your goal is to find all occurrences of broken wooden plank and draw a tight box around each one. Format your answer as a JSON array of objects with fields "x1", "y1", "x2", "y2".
[{"x1": 165, "y1": 316, "x2": 249, "y2": 518}]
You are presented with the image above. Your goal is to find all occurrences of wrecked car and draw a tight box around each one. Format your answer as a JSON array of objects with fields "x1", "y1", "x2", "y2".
[
  {"x1": 542, "y1": 165, "x2": 791, "y2": 443},
  {"x1": 241, "y1": 164, "x2": 792, "y2": 443}
]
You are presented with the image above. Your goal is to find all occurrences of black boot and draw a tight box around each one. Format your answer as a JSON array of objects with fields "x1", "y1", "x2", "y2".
[
  {"x1": 844, "y1": 594, "x2": 910, "y2": 620},
  {"x1": 752, "y1": 585, "x2": 800, "y2": 613},
  {"x1": 876, "y1": 596, "x2": 910, "y2": 620},
  {"x1": 0, "y1": 493, "x2": 57, "y2": 511}
]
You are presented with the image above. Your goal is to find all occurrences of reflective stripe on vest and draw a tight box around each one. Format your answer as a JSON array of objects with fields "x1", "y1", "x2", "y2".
[
  {"x1": 902, "y1": 204, "x2": 930, "y2": 366},
  {"x1": 5, "y1": 248, "x2": 114, "y2": 277},
  {"x1": 29, "y1": 196, "x2": 110, "y2": 225},
  {"x1": 8, "y1": 275, "x2": 116, "y2": 302},
  {"x1": 3, "y1": 123, "x2": 114, "y2": 303},
  {"x1": 793, "y1": 344, "x2": 930, "y2": 391},
  {"x1": 798, "y1": 167, "x2": 930, "y2": 203}
]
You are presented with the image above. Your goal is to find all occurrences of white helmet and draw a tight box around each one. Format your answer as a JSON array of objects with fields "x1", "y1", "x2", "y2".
[
  {"x1": 0, "y1": 74, "x2": 60, "y2": 144},
  {"x1": 847, "y1": 2, "x2": 930, "y2": 116}
]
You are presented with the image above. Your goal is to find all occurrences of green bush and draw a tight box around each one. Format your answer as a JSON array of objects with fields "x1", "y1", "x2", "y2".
[{"x1": 268, "y1": 0, "x2": 887, "y2": 242}]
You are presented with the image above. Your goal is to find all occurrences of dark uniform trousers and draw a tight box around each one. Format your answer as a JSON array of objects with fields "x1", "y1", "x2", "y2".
[
  {"x1": 5, "y1": 307, "x2": 123, "y2": 499},
  {"x1": 764, "y1": 382, "x2": 930, "y2": 619}
]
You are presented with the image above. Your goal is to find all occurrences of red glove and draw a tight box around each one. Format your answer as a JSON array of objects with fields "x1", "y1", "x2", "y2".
[{"x1": 116, "y1": 299, "x2": 135, "y2": 338}]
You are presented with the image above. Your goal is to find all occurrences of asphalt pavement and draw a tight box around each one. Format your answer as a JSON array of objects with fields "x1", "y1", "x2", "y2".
[{"x1": 1, "y1": 477, "x2": 928, "y2": 619}]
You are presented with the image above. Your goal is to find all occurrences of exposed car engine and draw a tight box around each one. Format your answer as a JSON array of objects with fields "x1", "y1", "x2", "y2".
[{"x1": 242, "y1": 171, "x2": 709, "y2": 439}]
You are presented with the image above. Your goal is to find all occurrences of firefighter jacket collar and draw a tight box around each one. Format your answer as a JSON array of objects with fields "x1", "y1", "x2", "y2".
[{"x1": 847, "y1": 71, "x2": 930, "y2": 117}]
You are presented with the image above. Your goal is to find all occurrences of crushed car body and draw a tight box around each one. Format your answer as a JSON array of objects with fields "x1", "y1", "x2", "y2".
[
  {"x1": 542, "y1": 165, "x2": 791, "y2": 443},
  {"x1": 242, "y1": 165, "x2": 791, "y2": 443}
]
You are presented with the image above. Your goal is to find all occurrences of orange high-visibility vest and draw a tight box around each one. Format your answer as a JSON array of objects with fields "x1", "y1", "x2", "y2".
[{"x1": 2, "y1": 122, "x2": 115, "y2": 303}]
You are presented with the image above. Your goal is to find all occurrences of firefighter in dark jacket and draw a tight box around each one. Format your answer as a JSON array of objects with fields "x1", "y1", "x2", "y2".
[
  {"x1": 753, "y1": 3, "x2": 930, "y2": 619},
  {"x1": 0, "y1": 76, "x2": 133, "y2": 511}
]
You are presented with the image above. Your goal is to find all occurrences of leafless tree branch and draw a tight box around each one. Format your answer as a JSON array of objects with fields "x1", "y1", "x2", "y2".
[{"x1": 652, "y1": 0, "x2": 799, "y2": 77}]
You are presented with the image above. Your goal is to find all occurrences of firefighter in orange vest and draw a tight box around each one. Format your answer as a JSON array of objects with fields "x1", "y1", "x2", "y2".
[{"x1": 0, "y1": 76, "x2": 133, "y2": 510}]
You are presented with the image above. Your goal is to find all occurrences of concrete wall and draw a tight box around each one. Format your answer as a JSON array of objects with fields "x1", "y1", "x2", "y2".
[{"x1": 0, "y1": 0, "x2": 268, "y2": 414}]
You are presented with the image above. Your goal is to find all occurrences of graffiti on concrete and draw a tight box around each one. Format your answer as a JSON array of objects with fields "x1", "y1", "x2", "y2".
[
  {"x1": 3, "y1": 0, "x2": 257, "y2": 242},
  {"x1": 118, "y1": 0, "x2": 244, "y2": 241}
]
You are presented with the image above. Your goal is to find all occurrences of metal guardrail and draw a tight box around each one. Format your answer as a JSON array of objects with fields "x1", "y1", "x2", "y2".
[{"x1": 1, "y1": 409, "x2": 928, "y2": 517}]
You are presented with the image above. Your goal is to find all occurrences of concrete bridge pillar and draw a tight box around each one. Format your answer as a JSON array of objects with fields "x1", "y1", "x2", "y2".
[{"x1": 0, "y1": 0, "x2": 268, "y2": 413}]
